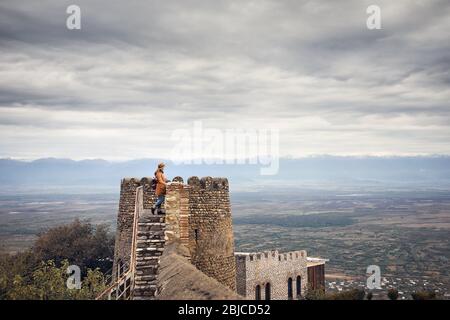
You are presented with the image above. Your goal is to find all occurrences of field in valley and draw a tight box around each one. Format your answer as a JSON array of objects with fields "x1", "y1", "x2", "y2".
[
  {"x1": 232, "y1": 188, "x2": 450, "y2": 298},
  {"x1": 1, "y1": 187, "x2": 449, "y2": 299}
]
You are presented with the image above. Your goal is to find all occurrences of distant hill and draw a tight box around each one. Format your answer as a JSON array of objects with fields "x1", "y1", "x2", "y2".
[{"x1": 1, "y1": 156, "x2": 450, "y2": 192}]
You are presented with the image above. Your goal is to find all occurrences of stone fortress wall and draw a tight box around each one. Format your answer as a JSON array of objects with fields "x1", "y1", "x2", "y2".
[
  {"x1": 112, "y1": 177, "x2": 157, "y2": 278},
  {"x1": 235, "y1": 250, "x2": 309, "y2": 300},
  {"x1": 112, "y1": 176, "x2": 236, "y2": 291}
]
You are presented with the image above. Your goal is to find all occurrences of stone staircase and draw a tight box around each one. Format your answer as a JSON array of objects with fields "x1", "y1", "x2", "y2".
[
  {"x1": 133, "y1": 212, "x2": 166, "y2": 300},
  {"x1": 96, "y1": 185, "x2": 167, "y2": 300}
]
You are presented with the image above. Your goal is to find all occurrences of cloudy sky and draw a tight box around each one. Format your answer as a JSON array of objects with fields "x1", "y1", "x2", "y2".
[{"x1": 0, "y1": 0, "x2": 449, "y2": 160}]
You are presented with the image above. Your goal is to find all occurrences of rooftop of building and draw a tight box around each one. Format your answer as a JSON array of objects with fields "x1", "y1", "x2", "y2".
[{"x1": 307, "y1": 257, "x2": 329, "y2": 267}]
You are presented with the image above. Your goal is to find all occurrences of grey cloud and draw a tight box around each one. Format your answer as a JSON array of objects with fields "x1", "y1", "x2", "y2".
[{"x1": 0, "y1": 0, "x2": 449, "y2": 159}]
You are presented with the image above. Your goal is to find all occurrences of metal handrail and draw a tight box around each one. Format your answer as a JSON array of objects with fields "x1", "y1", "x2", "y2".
[
  {"x1": 95, "y1": 260, "x2": 131, "y2": 300},
  {"x1": 101, "y1": 260, "x2": 128, "y2": 289},
  {"x1": 128, "y1": 186, "x2": 144, "y2": 296},
  {"x1": 96, "y1": 187, "x2": 143, "y2": 300},
  {"x1": 96, "y1": 269, "x2": 132, "y2": 300}
]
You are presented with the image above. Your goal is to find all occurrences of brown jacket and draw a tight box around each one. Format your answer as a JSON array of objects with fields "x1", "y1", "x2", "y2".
[{"x1": 155, "y1": 169, "x2": 167, "y2": 196}]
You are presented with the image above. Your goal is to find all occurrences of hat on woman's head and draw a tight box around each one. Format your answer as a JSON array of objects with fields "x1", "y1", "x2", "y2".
[{"x1": 158, "y1": 162, "x2": 166, "y2": 168}]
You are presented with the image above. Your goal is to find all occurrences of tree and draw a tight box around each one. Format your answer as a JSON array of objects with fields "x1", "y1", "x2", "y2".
[
  {"x1": 1, "y1": 219, "x2": 114, "y2": 300},
  {"x1": 32, "y1": 219, "x2": 114, "y2": 274},
  {"x1": 0, "y1": 250, "x2": 37, "y2": 299},
  {"x1": 411, "y1": 290, "x2": 437, "y2": 300},
  {"x1": 387, "y1": 288, "x2": 399, "y2": 300},
  {"x1": 6, "y1": 260, "x2": 106, "y2": 300},
  {"x1": 305, "y1": 286, "x2": 327, "y2": 300}
]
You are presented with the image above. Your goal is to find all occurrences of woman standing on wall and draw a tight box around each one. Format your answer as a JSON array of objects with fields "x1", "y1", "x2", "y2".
[{"x1": 152, "y1": 162, "x2": 168, "y2": 214}]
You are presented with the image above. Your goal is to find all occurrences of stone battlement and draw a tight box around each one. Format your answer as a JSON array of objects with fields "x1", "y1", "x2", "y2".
[
  {"x1": 120, "y1": 176, "x2": 229, "y2": 191},
  {"x1": 187, "y1": 176, "x2": 229, "y2": 190},
  {"x1": 235, "y1": 250, "x2": 307, "y2": 263}
]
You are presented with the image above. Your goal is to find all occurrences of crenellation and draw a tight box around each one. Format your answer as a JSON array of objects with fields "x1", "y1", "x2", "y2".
[
  {"x1": 172, "y1": 176, "x2": 184, "y2": 183},
  {"x1": 187, "y1": 176, "x2": 201, "y2": 188},
  {"x1": 187, "y1": 176, "x2": 229, "y2": 191},
  {"x1": 200, "y1": 176, "x2": 213, "y2": 189},
  {"x1": 140, "y1": 177, "x2": 153, "y2": 184},
  {"x1": 122, "y1": 177, "x2": 141, "y2": 185}
]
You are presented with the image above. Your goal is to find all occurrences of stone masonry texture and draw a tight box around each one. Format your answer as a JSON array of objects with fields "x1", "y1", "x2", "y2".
[
  {"x1": 187, "y1": 176, "x2": 237, "y2": 291},
  {"x1": 112, "y1": 176, "x2": 237, "y2": 296},
  {"x1": 112, "y1": 177, "x2": 158, "y2": 279},
  {"x1": 235, "y1": 250, "x2": 308, "y2": 300}
]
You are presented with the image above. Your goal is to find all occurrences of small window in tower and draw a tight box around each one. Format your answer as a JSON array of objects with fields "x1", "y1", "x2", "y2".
[
  {"x1": 265, "y1": 282, "x2": 271, "y2": 300},
  {"x1": 255, "y1": 285, "x2": 261, "y2": 300},
  {"x1": 288, "y1": 277, "x2": 293, "y2": 300},
  {"x1": 194, "y1": 229, "x2": 199, "y2": 242},
  {"x1": 296, "y1": 276, "x2": 302, "y2": 298}
]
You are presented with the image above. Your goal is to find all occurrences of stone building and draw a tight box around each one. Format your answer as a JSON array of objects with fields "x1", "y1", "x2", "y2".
[{"x1": 235, "y1": 250, "x2": 327, "y2": 300}]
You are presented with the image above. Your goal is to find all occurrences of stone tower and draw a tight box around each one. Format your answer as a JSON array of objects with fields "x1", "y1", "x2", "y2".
[
  {"x1": 112, "y1": 177, "x2": 157, "y2": 277},
  {"x1": 112, "y1": 176, "x2": 237, "y2": 293},
  {"x1": 186, "y1": 176, "x2": 236, "y2": 290}
]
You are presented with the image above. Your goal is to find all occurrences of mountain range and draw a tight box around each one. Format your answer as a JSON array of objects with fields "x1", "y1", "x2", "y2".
[{"x1": 1, "y1": 156, "x2": 450, "y2": 193}]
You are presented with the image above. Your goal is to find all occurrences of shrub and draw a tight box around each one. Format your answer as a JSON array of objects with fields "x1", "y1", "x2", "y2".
[
  {"x1": 305, "y1": 286, "x2": 365, "y2": 300},
  {"x1": 411, "y1": 290, "x2": 437, "y2": 300},
  {"x1": 33, "y1": 219, "x2": 114, "y2": 274},
  {"x1": 387, "y1": 288, "x2": 399, "y2": 300},
  {"x1": 329, "y1": 288, "x2": 365, "y2": 300},
  {"x1": 0, "y1": 219, "x2": 113, "y2": 300},
  {"x1": 0, "y1": 250, "x2": 38, "y2": 299},
  {"x1": 305, "y1": 287, "x2": 327, "y2": 300},
  {"x1": 6, "y1": 260, "x2": 106, "y2": 300}
]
